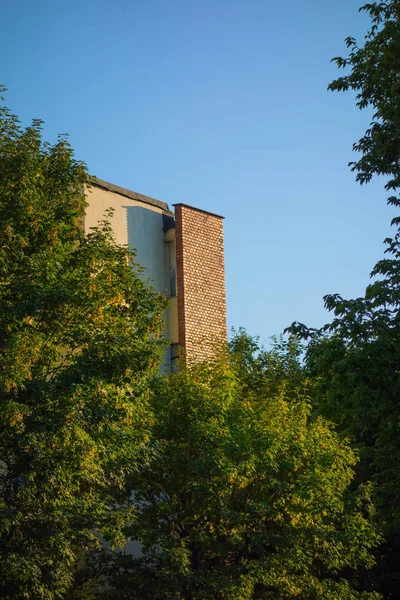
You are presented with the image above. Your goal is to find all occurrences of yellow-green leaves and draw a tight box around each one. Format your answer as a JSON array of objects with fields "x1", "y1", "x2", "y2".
[
  {"x1": 105, "y1": 341, "x2": 381, "y2": 599},
  {"x1": 0, "y1": 93, "x2": 167, "y2": 599}
]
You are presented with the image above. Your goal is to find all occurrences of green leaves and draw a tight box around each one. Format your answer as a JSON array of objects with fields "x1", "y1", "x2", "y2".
[
  {"x1": 102, "y1": 341, "x2": 381, "y2": 599},
  {"x1": 285, "y1": 4, "x2": 400, "y2": 596},
  {"x1": 328, "y1": 2, "x2": 400, "y2": 207},
  {"x1": 0, "y1": 93, "x2": 167, "y2": 599}
]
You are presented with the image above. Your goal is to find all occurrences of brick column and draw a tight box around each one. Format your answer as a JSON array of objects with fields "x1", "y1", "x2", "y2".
[{"x1": 174, "y1": 203, "x2": 227, "y2": 364}]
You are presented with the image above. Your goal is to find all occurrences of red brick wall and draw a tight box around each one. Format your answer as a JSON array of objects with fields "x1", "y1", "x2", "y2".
[{"x1": 174, "y1": 204, "x2": 227, "y2": 363}]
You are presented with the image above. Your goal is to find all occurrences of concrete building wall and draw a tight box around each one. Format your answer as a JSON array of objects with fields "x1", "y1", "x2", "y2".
[
  {"x1": 85, "y1": 180, "x2": 178, "y2": 371},
  {"x1": 174, "y1": 204, "x2": 227, "y2": 363},
  {"x1": 85, "y1": 181, "x2": 227, "y2": 368},
  {"x1": 84, "y1": 182, "x2": 168, "y2": 293}
]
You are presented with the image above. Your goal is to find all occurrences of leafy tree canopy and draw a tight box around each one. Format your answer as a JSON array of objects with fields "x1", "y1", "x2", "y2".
[
  {"x1": 287, "y1": 0, "x2": 400, "y2": 527},
  {"x1": 287, "y1": 3, "x2": 400, "y2": 596},
  {"x1": 328, "y1": 1, "x2": 400, "y2": 208},
  {"x1": 99, "y1": 336, "x2": 381, "y2": 600},
  {"x1": 0, "y1": 90, "x2": 168, "y2": 599}
]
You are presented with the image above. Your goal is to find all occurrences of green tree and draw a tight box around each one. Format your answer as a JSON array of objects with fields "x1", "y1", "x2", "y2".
[
  {"x1": 228, "y1": 328, "x2": 305, "y2": 398},
  {"x1": 0, "y1": 91, "x2": 168, "y2": 599},
  {"x1": 287, "y1": 2, "x2": 400, "y2": 596},
  {"x1": 100, "y1": 337, "x2": 381, "y2": 600},
  {"x1": 328, "y1": 1, "x2": 400, "y2": 206}
]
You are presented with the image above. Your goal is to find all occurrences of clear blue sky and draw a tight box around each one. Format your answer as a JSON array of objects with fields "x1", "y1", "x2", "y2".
[{"x1": 2, "y1": 0, "x2": 396, "y2": 344}]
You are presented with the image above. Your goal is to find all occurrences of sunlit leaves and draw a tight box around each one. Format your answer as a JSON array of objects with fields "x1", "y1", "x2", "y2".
[
  {"x1": 0, "y1": 91, "x2": 167, "y2": 599},
  {"x1": 101, "y1": 339, "x2": 380, "y2": 599}
]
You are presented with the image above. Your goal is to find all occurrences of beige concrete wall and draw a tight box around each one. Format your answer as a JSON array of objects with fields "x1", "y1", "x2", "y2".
[
  {"x1": 84, "y1": 182, "x2": 179, "y2": 367},
  {"x1": 84, "y1": 184, "x2": 164, "y2": 244}
]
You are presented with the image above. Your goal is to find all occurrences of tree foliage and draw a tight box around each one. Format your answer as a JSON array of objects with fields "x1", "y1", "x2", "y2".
[
  {"x1": 0, "y1": 92, "x2": 168, "y2": 599},
  {"x1": 288, "y1": 0, "x2": 400, "y2": 530},
  {"x1": 99, "y1": 336, "x2": 381, "y2": 600},
  {"x1": 328, "y1": 1, "x2": 400, "y2": 207},
  {"x1": 287, "y1": 2, "x2": 400, "y2": 596}
]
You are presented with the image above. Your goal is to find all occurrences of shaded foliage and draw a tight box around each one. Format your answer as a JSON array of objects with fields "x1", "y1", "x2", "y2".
[
  {"x1": 228, "y1": 329, "x2": 305, "y2": 397},
  {"x1": 288, "y1": 3, "x2": 400, "y2": 596},
  {"x1": 328, "y1": 1, "x2": 400, "y2": 207}
]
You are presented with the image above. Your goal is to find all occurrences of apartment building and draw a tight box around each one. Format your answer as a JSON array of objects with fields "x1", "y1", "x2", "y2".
[{"x1": 84, "y1": 178, "x2": 227, "y2": 368}]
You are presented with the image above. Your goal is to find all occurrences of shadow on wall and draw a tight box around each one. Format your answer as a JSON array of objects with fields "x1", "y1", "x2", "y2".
[
  {"x1": 125, "y1": 206, "x2": 168, "y2": 294},
  {"x1": 125, "y1": 205, "x2": 177, "y2": 373}
]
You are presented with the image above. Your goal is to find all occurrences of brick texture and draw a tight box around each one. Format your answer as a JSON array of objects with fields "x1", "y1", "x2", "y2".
[{"x1": 174, "y1": 204, "x2": 227, "y2": 364}]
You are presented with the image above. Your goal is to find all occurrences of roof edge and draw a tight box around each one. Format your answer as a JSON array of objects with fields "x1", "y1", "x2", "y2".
[{"x1": 88, "y1": 177, "x2": 170, "y2": 212}]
